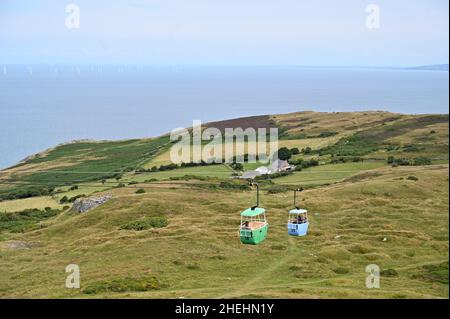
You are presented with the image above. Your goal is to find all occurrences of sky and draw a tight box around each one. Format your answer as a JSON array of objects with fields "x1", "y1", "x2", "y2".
[{"x1": 0, "y1": 0, "x2": 448, "y2": 66}]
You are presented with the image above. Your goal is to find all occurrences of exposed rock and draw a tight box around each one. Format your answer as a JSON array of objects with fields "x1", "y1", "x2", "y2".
[
  {"x1": 3, "y1": 241, "x2": 31, "y2": 250},
  {"x1": 71, "y1": 195, "x2": 113, "y2": 213}
]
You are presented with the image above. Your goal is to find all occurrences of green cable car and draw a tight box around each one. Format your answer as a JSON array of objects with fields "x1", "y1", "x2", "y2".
[{"x1": 239, "y1": 183, "x2": 269, "y2": 245}]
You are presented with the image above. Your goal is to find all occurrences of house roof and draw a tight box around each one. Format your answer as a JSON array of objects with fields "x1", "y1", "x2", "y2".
[
  {"x1": 289, "y1": 209, "x2": 308, "y2": 214},
  {"x1": 255, "y1": 166, "x2": 270, "y2": 173},
  {"x1": 241, "y1": 207, "x2": 266, "y2": 217},
  {"x1": 270, "y1": 159, "x2": 290, "y2": 170}
]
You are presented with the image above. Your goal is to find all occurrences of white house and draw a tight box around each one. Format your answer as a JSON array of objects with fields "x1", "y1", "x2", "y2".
[
  {"x1": 270, "y1": 159, "x2": 294, "y2": 173},
  {"x1": 255, "y1": 166, "x2": 270, "y2": 175},
  {"x1": 236, "y1": 159, "x2": 295, "y2": 180}
]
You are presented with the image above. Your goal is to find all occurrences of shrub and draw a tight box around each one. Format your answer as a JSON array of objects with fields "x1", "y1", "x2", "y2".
[
  {"x1": 120, "y1": 216, "x2": 168, "y2": 231},
  {"x1": 289, "y1": 158, "x2": 319, "y2": 169},
  {"x1": 135, "y1": 189, "x2": 146, "y2": 194},
  {"x1": 83, "y1": 276, "x2": 159, "y2": 294},
  {"x1": 0, "y1": 186, "x2": 55, "y2": 201},
  {"x1": 389, "y1": 156, "x2": 432, "y2": 167},
  {"x1": 255, "y1": 171, "x2": 292, "y2": 181},
  {"x1": 218, "y1": 181, "x2": 250, "y2": 190},
  {"x1": 303, "y1": 159, "x2": 319, "y2": 168},
  {"x1": 414, "y1": 262, "x2": 448, "y2": 284},
  {"x1": 319, "y1": 133, "x2": 378, "y2": 156},
  {"x1": 330, "y1": 157, "x2": 347, "y2": 164},
  {"x1": 187, "y1": 264, "x2": 200, "y2": 270},
  {"x1": 60, "y1": 196, "x2": 69, "y2": 204},
  {"x1": 413, "y1": 157, "x2": 432, "y2": 166},
  {"x1": 291, "y1": 147, "x2": 300, "y2": 155},
  {"x1": 278, "y1": 147, "x2": 292, "y2": 161},
  {"x1": 230, "y1": 163, "x2": 244, "y2": 171},
  {"x1": 407, "y1": 176, "x2": 419, "y2": 181},
  {"x1": 318, "y1": 131, "x2": 338, "y2": 138},
  {"x1": 333, "y1": 267, "x2": 350, "y2": 274},
  {"x1": 158, "y1": 163, "x2": 179, "y2": 171},
  {"x1": 347, "y1": 244, "x2": 371, "y2": 254},
  {"x1": 169, "y1": 175, "x2": 211, "y2": 181},
  {"x1": 0, "y1": 208, "x2": 61, "y2": 233},
  {"x1": 68, "y1": 194, "x2": 86, "y2": 203},
  {"x1": 381, "y1": 269, "x2": 398, "y2": 277},
  {"x1": 136, "y1": 161, "x2": 221, "y2": 173}
]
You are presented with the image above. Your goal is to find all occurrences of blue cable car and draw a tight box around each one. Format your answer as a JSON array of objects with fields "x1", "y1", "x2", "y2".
[{"x1": 287, "y1": 188, "x2": 309, "y2": 237}]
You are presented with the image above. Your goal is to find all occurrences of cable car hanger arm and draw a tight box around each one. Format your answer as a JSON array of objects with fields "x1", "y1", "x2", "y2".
[{"x1": 294, "y1": 187, "x2": 304, "y2": 210}]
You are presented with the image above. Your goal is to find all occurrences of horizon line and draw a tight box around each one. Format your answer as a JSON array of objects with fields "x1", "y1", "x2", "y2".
[{"x1": 1, "y1": 63, "x2": 448, "y2": 69}]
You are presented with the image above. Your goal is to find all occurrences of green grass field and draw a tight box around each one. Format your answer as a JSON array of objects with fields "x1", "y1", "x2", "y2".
[
  {"x1": 0, "y1": 196, "x2": 63, "y2": 213},
  {"x1": 123, "y1": 165, "x2": 233, "y2": 182},
  {"x1": 2, "y1": 136, "x2": 170, "y2": 188},
  {"x1": 274, "y1": 162, "x2": 387, "y2": 186}
]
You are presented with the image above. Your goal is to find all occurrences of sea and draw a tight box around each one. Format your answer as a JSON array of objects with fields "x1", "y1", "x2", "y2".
[{"x1": 0, "y1": 65, "x2": 448, "y2": 169}]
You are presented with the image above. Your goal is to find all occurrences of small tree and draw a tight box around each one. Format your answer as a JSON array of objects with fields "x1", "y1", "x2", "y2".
[
  {"x1": 231, "y1": 163, "x2": 244, "y2": 171},
  {"x1": 291, "y1": 148, "x2": 300, "y2": 155},
  {"x1": 278, "y1": 147, "x2": 292, "y2": 161},
  {"x1": 60, "y1": 196, "x2": 69, "y2": 204},
  {"x1": 413, "y1": 157, "x2": 432, "y2": 166}
]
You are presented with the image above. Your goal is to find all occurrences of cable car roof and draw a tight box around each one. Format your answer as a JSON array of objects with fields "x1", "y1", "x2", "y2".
[
  {"x1": 241, "y1": 207, "x2": 266, "y2": 217},
  {"x1": 289, "y1": 209, "x2": 308, "y2": 214}
]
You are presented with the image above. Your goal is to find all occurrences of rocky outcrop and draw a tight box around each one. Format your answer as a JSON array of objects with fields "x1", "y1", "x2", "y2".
[
  {"x1": 71, "y1": 195, "x2": 113, "y2": 213},
  {"x1": 3, "y1": 241, "x2": 32, "y2": 250}
]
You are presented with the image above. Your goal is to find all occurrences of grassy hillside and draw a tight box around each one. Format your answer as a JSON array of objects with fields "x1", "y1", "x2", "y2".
[
  {"x1": 0, "y1": 165, "x2": 447, "y2": 298},
  {"x1": 0, "y1": 136, "x2": 170, "y2": 199},
  {"x1": 0, "y1": 111, "x2": 448, "y2": 298}
]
